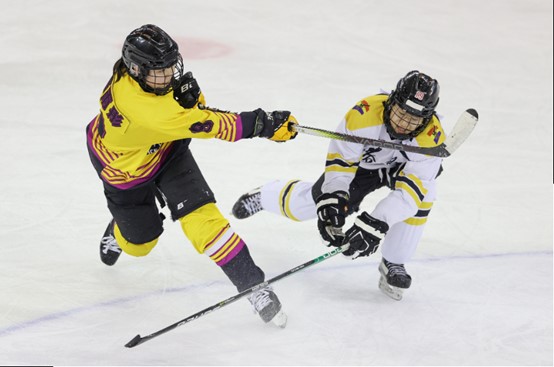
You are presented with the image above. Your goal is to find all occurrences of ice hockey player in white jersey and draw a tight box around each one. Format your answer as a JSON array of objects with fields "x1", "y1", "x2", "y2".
[{"x1": 232, "y1": 70, "x2": 444, "y2": 300}]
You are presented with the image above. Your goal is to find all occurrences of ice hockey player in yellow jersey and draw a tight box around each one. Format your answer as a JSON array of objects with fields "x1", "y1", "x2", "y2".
[
  {"x1": 232, "y1": 71, "x2": 444, "y2": 301},
  {"x1": 86, "y1": 24, "x2": 296, "y2": 327}
]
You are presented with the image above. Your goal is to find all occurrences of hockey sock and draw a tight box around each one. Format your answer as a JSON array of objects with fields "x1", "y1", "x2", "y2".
[{"x1": 220, "y1": 246, "x2": 265, "y2": 292}]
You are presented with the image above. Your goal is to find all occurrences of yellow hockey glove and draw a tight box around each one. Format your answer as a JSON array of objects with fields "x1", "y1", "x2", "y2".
[
  {"x1": 243, "y1": 109, "x2": 298, "y2": 142},
  {"x1": 269, "y1": 112, "x2": 298, "y2": 142}
]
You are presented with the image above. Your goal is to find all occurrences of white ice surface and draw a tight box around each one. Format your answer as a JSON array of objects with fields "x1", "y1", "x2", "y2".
[{"x1": 0, "y1": 0, "x2": 552, "y2": 365}]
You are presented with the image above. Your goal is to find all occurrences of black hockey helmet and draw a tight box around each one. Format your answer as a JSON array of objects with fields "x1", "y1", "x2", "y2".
[
  {"x1": 122, "y1": 24, "x2": 184, "y2": 95},
  {"x1": 384, "y1": 70, "x2": 440, "y2": 139}
]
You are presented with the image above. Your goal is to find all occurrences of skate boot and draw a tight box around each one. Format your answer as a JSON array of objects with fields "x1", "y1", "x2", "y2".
[
  {"x1": 378, "y1": 258, "x2": 412, "y2": 301},
  {"x1": 231, "y1": 187, "x2": 263, "y2": 219},
  {"x1": 247, "y1": 285, "x2": 287, "y2": 328},
  {"x1": 100, "y1": 219, "x2": 122, "y2": 266}
]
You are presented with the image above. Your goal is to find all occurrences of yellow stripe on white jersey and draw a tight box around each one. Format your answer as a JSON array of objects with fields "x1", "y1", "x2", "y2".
[
  {"x1": 395, "y1": 172, "x2": 428, "y2": 207},
  {"x1": 325, "y1": 152, "x2": 359, "y2": 174},
  {"x1": 403, "y1": 201, "x2": 433, "y2": 226},
  {"x1": 279, "y1": 180, "x2": 302, "y2": 221}
]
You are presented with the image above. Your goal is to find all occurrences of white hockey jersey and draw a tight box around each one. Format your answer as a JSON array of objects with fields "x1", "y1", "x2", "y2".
[{"x1": 322, "y1": 94, "x2": 446, "y2": 227}]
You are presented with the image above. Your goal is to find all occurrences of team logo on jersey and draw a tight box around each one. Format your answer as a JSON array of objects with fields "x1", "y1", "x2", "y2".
[
  {"x1": 427, "y1": 125, "x2": 442, "y2": 144},
  {"x1": 352, "y1": 100, "x2": 370, "y2": 115},
  {"x1": 427, "y1": 125, "x2": 437, "y2": 136},
  {"x1": 362, "y1": 147, "x2": 381, "y2": 163},
  {"x1": 414, "y1": 90, "x2": 426, "y2": 101}
]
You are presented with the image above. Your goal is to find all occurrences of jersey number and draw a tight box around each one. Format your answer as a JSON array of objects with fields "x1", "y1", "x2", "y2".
[{"x1": 190, "y1": 121, "x2": 214, "y2": 133}]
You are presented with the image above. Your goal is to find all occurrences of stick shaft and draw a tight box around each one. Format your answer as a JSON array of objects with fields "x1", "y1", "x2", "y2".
[
  {"x1": 125, "y1": 246, "x2": 346, "y2": 348},
  {"x1": 291, "y1": 108, "x2": 478, "y2": 158},
  {"x1": 293, "y1": 124, "x2": 450, "y2": 157}
]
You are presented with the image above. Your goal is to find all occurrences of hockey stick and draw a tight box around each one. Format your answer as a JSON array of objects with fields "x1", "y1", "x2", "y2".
[
  {"x1": 125, "y1": 245, "x2": 346, "y2": 348},
  {"x1": 291, "y1": 108, "x2": 478, "y2": 158}
]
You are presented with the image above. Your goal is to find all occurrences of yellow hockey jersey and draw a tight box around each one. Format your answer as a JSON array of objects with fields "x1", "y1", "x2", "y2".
[{"x1": 87, "y1": 74, "x2": 245, "y2": 189}]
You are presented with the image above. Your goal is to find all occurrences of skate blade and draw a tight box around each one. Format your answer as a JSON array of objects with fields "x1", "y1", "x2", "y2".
[
  {"x1": 378, "y1": 276, "x2": 403, "y2": 301},
  {"x1": 270, "y1": 310, "x2": 288, "y2": 329}
]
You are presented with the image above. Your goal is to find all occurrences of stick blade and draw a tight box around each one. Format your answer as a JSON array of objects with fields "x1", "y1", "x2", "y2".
[
  {"x1": 125, "y1": 334, "x2": 143, "y2": 348},
  {"x1": 466, "y1": 108, "x2": 479, "y2": 119},
  {"x1": 443, "y1": 108, "x2": 479, "y2": 155}
]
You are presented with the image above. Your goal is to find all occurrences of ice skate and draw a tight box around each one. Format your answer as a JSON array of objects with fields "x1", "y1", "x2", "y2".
[
  {"x1": 231, "y1": 187, "x2": 263, "y2": 219},
  {"x1": 247, "y1": 286, "x2": 287, "y2": 328},
  {"x1": 378, "y1": 258, "x2": 412, "y2": 301},
  {"x1": 100, "y1": 219, "x2": 122, "y2": 266}
]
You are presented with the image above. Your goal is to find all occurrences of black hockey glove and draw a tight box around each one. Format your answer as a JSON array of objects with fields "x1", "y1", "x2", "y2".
[
  {"x1": 173, "y1": 71, "x2": 201, "y2": 108},
  {"x1": 342, "y1": 212, "x2": 389, "y2": 259},
  {"x1": 316, "y1": 191, "x2": 349, "y2": 247}
]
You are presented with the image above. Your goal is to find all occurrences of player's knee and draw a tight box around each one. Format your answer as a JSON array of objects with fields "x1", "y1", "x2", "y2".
[
  {"x1": 179, "y1": 203, "x2": 230, "y2": 253},
  {"x1": 179, "y1": 203, "x2": 245, "y2": 266},
  {"x1": 114, "y1": 223, "x2": 159, "y2": 257}
]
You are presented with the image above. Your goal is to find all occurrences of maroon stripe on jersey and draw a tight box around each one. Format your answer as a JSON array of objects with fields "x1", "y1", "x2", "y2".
[
  {"x1": 234, "y1": 114, "x2": 243, "y2": 141},
  {"x1": 93, "y1": 135, "x2": 118, "y2": 163},
  {"x1": 87, "y1": 117, "x2": 109, "y2": 166},
  {"x1": 88, "y1": 116, "x2": 121, "y2": 164},
  {"x1": 102, "y1": 166, "x2": 129, "y2": 181},
  {"x1": 136, "y1": 146, "x2": 168, "y2": 172},
  {"x1": 223, "y1": 113, "x2": 240, "y2": 141},
  {"x1": 105, "y1": 145, "x2": 174, "y2": 190},
  {"x1": 219, "y1": 113, "x2": 229, "y2": 137},
  {"x1": 218, "y1": 113, "x2": 231, "y2": 140},
  {"x1": 216, "y1": 114, "x2": 223, "y2": 136},
  {"x1": 215, "y1": 238, "x2": 245, "y2": 266},
  {"x1": 202, "y1": 224, "x2": 231, "y2": 252}
]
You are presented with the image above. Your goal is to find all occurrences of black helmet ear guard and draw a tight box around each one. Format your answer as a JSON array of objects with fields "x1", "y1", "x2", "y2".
[
  {"x1": 122, "y1": 24, "x2": 184, "y2": 95},
  {"x1": 384, "y1": 71, "x2": 440, "y2": 139}
]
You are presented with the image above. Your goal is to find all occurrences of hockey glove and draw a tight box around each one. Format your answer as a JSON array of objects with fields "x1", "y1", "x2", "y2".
[
  {"x1": 316, "y1": 191, "x2": 349, "y2": 247},
  {"x1": 252, "y1": 109, "x2": 298, "y2": 142},
  {"x1": 173, "y1": 71, "x2": 201, "y2": 108},
  {"x1": 342, "y1": 212, "x2": 389, "y2": 259}
]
